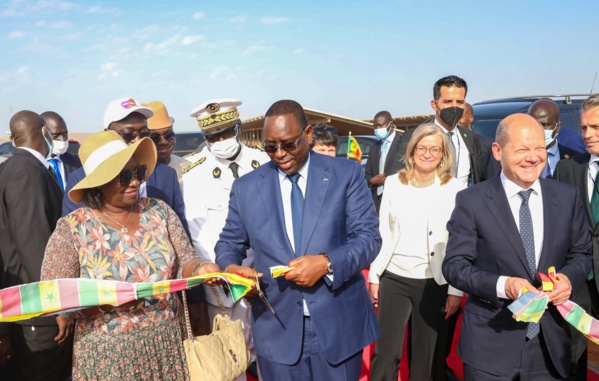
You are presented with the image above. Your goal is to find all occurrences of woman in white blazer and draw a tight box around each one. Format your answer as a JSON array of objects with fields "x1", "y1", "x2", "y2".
[{"x1": 369, "y1": 124, "x2": 465, "y2": 381}]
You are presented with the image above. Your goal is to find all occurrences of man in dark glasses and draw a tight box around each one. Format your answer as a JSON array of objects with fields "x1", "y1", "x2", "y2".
[
  {"x1": 183, "y1": 98, "x2": 269, "y2": 378},
  {"x1": 61, "y1": 97, "x2": 189, "y2": 237},
  {"x1": 144, "y1": 101, "x2": 188, "y2": 188}
]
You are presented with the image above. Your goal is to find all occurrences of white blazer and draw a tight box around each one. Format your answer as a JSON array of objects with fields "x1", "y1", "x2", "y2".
[{"x1": 368, "y1": 175, "x2": 464, "y2": 296}]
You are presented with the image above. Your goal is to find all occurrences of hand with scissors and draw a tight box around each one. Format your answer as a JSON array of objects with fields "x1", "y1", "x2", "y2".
[{"x1": 225, "y1": 264, "x2": 276, "y2": 315}]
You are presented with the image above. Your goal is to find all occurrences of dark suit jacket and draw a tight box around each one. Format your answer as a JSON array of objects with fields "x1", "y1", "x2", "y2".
[
  {"x1": 59, "y1": 151, "x2": 82, "y2": 183},
  {"x1": 0, "y1": 150, "x2": 63, "y2": 326},
  {"x1": 364, "y1": 131, "x2": 403, "y2": 212},
  {"x1": 398, "y1": 125, "x2": 490, "y2": 184},
  {"x1": 554, "y1": 153, "x2": 599, "y2": 291},
  {"x1": 215, "y1": 152, "x2": 381, "y2": 366},
  {"x1": 62, "y1": 162, "x2": 189, "y2": 236},
  {"x1": 442, "y1": 176, "x2": 592, "y2": 377}
]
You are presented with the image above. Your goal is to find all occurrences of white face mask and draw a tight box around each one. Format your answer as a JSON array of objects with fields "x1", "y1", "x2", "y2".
[
  {"x1": 52, "y1": 140, "x2": 69, "y2": 156},
  {"x1": 208, "y1": 136, "x2": 240, "y2": 159},
  {"x1": 544, "y1": 128, "x2": 558, "y2": 147}
]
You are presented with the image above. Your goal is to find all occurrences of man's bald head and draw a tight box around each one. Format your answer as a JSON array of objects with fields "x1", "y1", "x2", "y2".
[
  {"x1": 495, "y1": 113, "x2": 543, "y2": 147},
  {"x1": 41, "y1": 111, "x2": 68, "y2": 142},
  {"x1": 9, "y1": 110, "x2": 49, "y2": 156}
]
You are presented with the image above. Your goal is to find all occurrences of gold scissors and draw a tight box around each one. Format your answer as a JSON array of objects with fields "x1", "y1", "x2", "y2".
[{"x1": 254, "y1": 270, "x2": 276, "y2": 315}]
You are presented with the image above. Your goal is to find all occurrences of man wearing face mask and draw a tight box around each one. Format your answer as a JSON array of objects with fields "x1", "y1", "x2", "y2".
[
  {"x1": 41, "y1": 111, "x2": 82, "y2": 191},
  {"x1": 183, "y1": 99, "x2": 268, "y2": 379},
  {"x1": 528, "y1": 98, "x2": 582, "y2": 179},
  {"x1": 364, "y1": 110, "x2": 403, "y2": 213},
  {"x1": 0, "y1": 111, "x2": 72, "y2": 381},
  {"x1": 398, "y1": 75, "x2": 491, "y2": 187}
]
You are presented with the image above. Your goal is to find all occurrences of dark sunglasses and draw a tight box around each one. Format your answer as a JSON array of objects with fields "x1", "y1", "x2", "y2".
[
  {"x1": 117, "y1": 131, "x2": 151, "y2": 143},
  {"x1": 263, "y1": 132, "x2": 304, "y2": 154},
  {"x1": 313, "y1": 126, "x2": 338, "y2": 135},
  {"x1": 116, "y1": 164, "x2": 148, "y2": 186},
  {"x1": 150, "y1": 132, "x2": 176, "y2": 144}
]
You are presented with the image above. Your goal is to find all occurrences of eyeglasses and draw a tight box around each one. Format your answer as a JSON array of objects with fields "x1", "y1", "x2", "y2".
[
  {"x1": 414, "y1": 146, "x2": 443, "y2": 157},
  {"x1": 150, "y1": 132, "x2": 176, "y2": 144},
  {"x1": 263, "y1": 132, "x2": 304, "y2": 153},
  {"x1": 116, "y1": 164, "x2": 148, "y2": 186},
  {"x1": 117, "y1": 130, "x2": 151, "y2": 143}
]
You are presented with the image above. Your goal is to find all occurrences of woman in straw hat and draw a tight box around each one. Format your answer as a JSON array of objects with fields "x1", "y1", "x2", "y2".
[{"x1": 41, "y1": 130, "x2": 219, "y2": 380}]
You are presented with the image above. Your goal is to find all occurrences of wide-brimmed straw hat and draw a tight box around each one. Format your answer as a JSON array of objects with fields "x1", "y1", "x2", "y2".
[{"x1": 68, "y1": 130, "x2": 157, "y2": 203}]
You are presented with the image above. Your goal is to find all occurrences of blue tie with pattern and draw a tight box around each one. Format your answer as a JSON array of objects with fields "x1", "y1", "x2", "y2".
[
  {"x1": 48, "y1": 158, "x2": 64, "y2": 190},
  {"x1": 519, "y1": 189, "x2": 540, "y2": 339},
  {"x1": 287, "y1": 173, "x2": 304, "y2": 255}
]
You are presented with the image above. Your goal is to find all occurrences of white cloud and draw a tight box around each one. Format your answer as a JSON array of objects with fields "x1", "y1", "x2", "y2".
[
  {"x1": 35, "y1": 20, "x2": 45, "y2": 27},
  {"x1": 208, "y1": 66, "x2": 228, "y2": 80},
  {"x1": 87, "y1": 5, "x2": 116, "y2": 14},
  {"x1": 0, "y1": 66, "x2": 32, "y2": 84},
  {"x1": 144, "y1": 35, "x2": 180, "y2": 52},
  {"x1": 242, "y1": 45, "x2": 267, "y2": 56},
  {"x1": 293, "y1": 48, "x2": 305, "y2": 54},
  {"x1": 87, "y1": 5, "x2": 100, "y2": 13},
  {"x1": 100, "y1": 62, "x2": 118, "y2": 71},
  {"x1": 15, "y1": 66, "x2": 30, "y2": 76},
  {"x1": 229, "y1": 15, "x2": 247, "y2": 23},
  {"x1": 7, "y1": 30, "x2": 26, "y2": 39},
  {"x1": 182, "y1": 35, "x2": 204, "y2": 45},
  {"x1": 31, "y1": 1, "x2": 75, "y2": 11},
  {"x1": 192, "y1": 12, "x2": 204, "y2": 20},
  {"x1": 261, "y1": 17, "x2": 288, "y2": 24},
  {"x1": 49, "y1": 20, "x2": 71, "y2": 29}
]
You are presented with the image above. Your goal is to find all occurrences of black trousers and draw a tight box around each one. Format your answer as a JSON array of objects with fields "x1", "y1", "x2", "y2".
[
  {"x1": 4, "y1": 323, "x2": 72, "y2": 381},
  {"x1": 370, "y1": 271, "x2": 447, "y2": 381}
]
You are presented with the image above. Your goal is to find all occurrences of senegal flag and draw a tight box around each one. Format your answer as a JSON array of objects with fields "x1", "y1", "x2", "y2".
[{"x1": 347, "y1": 133, "x2": 362, "y2": 164}]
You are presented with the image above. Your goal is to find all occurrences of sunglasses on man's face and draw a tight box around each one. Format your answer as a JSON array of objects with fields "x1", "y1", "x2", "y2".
[
  {"x1": 263, "y1": 132, "x2": 304, "y2": 154},
  {"x1": 115, "y1": 164, "x2": 148, "y2": 187},
  {"x1": 117, "y1": 131, "x2": 151, "y2": 143},
  {"x1": 150, "y1": 132, "x2": 176, "y2": 145}
]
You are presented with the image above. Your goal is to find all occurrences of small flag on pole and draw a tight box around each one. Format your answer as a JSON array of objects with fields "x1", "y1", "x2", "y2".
[{"x1": 347, "y1": 132, "x2": 362, "y2": 164}]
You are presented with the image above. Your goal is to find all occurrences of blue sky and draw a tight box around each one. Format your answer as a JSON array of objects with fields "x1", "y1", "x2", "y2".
[{"x1": 1, "y1": 0, "x2": 598, "y2": 133}]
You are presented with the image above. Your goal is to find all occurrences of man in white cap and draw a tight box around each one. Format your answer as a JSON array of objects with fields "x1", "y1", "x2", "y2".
[
  {"x1": 183, "y1": 99, "x2": 268, "y2": 379},
  {"x1": 62, "y1": 98, "x2": 188, "y2": 236}
]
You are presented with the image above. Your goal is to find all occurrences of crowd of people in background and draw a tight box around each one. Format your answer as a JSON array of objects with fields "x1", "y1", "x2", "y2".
[{"x1": 1, "y1": 74, "x2": 599, "y2": 381}]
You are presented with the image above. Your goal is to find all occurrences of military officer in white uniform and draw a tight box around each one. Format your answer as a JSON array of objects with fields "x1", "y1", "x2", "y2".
[{"x1": 183, "y1": 99, "x2": 268, "y2": 380}]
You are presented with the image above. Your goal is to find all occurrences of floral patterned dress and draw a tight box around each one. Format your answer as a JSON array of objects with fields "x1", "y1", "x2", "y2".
[{"x1": 41, "y1": 198, "x2": 197, "y2": 381}]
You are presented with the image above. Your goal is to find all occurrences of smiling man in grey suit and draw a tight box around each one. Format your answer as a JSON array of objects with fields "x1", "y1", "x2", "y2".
[{"x1": 443, "y1": 113, "x2": 591, "y2": 380}]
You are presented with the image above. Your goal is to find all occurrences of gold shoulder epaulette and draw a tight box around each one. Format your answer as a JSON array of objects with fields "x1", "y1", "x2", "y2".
[
  {"x1": 181, "y1": 152, "x2": 197, "y2": 160},
  {"x1": 255, "y1": 145, "x2": 265, "y2": 152},
  {"x1": 182, "y1": 156, "x2": 206, "y2": 173}
]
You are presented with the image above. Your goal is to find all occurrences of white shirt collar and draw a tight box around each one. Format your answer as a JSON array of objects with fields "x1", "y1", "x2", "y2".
[
  {"x1": 500, "y1": 171, "x2": 541, "y2": 199},
  {"x1": 17, "y1": 147, "x2": 50, "y2": 169},
  {"x1": 589, "y1": 154, "x2": 599, "y2": 165},
  {"x1": 384, "y1": 130, "x2": 396, "y2": 144}
]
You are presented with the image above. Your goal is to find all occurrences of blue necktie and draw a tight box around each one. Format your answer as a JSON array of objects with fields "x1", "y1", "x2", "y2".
[
  {"x1": 48, "y1": 158, "x2": 64, "y2": 190},
  {"x1": 519, "y1": 189, "x2": 540, "y2": 339},
  {"x1": 541, "y1": 152, "x2": 553, "y2": 179},
  {"x1": 287, "y1": 173, "x2": 304, "y2": 255}
]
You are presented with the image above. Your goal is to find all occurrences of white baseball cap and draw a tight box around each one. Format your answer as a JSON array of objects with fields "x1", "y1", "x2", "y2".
[{"x1": 103, "y1": 97, "x2": 154, "y2": 129}]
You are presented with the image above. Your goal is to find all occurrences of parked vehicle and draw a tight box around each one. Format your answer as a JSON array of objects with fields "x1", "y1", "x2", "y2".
[
  {"x1": 174, "y1": 132, "x2": 205, "y2": 156},
  {"x1": 336, "y1": 135, "x2": 380, "y2": 166},
  {"x1": 471, "y1": 94, "x2": 587, "y2": 139}
]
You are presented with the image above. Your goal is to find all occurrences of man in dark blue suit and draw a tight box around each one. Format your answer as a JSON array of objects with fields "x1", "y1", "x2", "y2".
[
  {"x1": 62, "y1": 98, "x2": 188, "y2": 235},
  {"x1": 442, "y1": 113, "x2": 592, "y2": 380},
  {"x1": 41, "y1": 111, "x2": 82, "y2": 191},
  {"x1": 215, "y1": 100, "x2": 381, "y2": 381}
]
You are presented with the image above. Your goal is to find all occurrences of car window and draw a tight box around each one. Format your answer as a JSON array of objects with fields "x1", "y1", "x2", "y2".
[
  {"x1": 559, "y1": 110, "x2": 580, "y2": 134},
  {"x1": 0, "y1": 142, "x2": 14, "y2": 156},
  {"x1": 471, "y1": 119, "x2": 502, "y2": 139},
  {"x1": 175, "y1": 134, "x2": 205, "y2": 152}
]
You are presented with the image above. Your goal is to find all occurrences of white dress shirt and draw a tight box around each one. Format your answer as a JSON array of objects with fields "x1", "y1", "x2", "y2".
[
  {"x1": 495, "y1": 172, "x2": 544, "y2": 298},
  {"x1": 17, "y1": 147, "x2": 50, "y2": 169},
  {"x1": 586, "y1": 154, "x2": 599, "y2": 201},
  {"x1": 435, "y1": 119, "x2": 470, "y2": 187}
]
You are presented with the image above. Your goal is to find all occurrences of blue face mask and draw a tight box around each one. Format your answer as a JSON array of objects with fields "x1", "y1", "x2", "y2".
[{"x1": 374, "y1": 122, "x2": 392, "y2": 140}]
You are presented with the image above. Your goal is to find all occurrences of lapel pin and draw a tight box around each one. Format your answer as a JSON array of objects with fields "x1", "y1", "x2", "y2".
[{"x1": 323, "y1": 177, "x2": 329, "y2": 182}]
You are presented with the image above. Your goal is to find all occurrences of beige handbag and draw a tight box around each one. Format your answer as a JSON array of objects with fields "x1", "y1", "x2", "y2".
[{"x1": 182, "y1": 285, "x2": 251, "y2": 381}]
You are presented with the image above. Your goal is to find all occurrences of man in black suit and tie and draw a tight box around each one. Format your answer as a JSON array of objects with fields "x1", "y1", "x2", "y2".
[
  {"x1": 0, "y1": 111, "x2": 72, "y2": 381},
  {"x1": 443, "y1": 113, "x2": 592, "y2": 380},
  {"x1": 41, "y1": 111, "x2": 82, "y2": 191},
  {"x1": 364, "y1": 110, "x2": 403, "y2": 213},
  {"x1": 398, "y1": 75, "x2": 493, "y2": 186},
  {"x1": 554, "y1": 93, "x2": 599, "y2": 381},
  {"x1": 528, "y1": 99, "x2": 582, "y2": 179}
]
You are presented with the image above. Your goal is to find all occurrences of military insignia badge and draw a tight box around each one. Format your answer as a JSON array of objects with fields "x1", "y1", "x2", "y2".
[
  {"x1": 251, "y1": 160, "x2": 260, "y2": 169},
  {"x1": 182, "y1": 156, "x2": 206, "y2": 173},
  {"x1": 206, "y1": 103, "x2": 221, "y2": 114},
  {"x1": 213, "y1": 167, "x2": 221, "y2": 178},
  {"x1": 564, "y1": 154, "x2": 570, "y2": 159}
]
